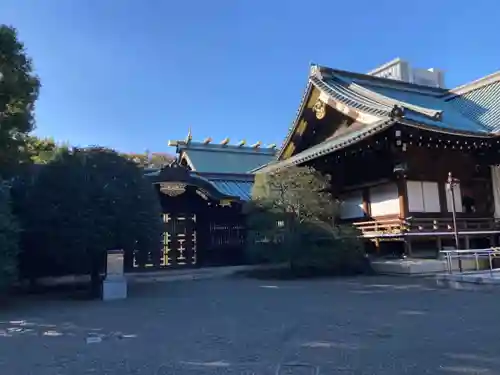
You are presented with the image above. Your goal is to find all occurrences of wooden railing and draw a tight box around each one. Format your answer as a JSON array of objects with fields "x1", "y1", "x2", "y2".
[
  {"x1": 353, "y1": 217, "x2": 500, "y2": 239},
  {"x1": 353, "y1": 219, "x2": 404, "y2": 238},
  {"x1": 407, "y1": 217, "x2": 497, "y2": 232}
]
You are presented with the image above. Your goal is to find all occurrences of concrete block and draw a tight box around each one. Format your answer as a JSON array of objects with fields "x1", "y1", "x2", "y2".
[{"x1": 102, "y1": 277, "x2": 127, "y2": 301}]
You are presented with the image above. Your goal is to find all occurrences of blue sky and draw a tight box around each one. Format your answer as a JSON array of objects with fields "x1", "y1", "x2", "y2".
[{"x1": 1, "y1": 0, "x2": 499, "y2": 154}]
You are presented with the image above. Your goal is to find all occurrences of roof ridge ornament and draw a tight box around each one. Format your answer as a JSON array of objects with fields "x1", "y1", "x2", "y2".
[
  {"x1": 390, "y1": 105, "x2": 405, "y2": 119},
  {"x1": 221, "y1": 138, "x2": 230, "y2": 146},
  {"x1": 310, "y1": 64, "x2": 321, "y2": 77},
  {"x1": 433, "y1": 112, "x2": 443, "y2": 121}
]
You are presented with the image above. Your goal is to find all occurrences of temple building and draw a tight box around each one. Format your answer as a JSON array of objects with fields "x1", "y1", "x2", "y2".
[
  {"x1": 142, "y1": 57, "x2": 500, "y2": 268},
  {"x1": 256, "y1": 58, "x2": 500, "y2": 257},
  {"x1": 141, "y1": 133, "x2": 277, "y2": 269}
]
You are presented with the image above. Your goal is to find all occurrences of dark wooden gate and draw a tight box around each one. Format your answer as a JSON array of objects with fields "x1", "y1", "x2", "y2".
[
  {"x1": 132, "y1": 212, "x2": 198, "y2": 269},
  {"x1": 137, "y1": 164, "x2": 250, "y2": 270},
  {"x1": 161, "y1": 213, "x2": 197, "y2": 267}
]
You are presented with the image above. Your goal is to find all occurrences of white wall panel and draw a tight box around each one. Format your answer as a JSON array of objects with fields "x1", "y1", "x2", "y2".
[
  {"x1": 369, "y1": 183, "x2": 400, "y2": 217},
  {"x1": 422, "y1": 182, "x2": 441, "y2": 212},
  {"x1": 407, "y1": 181, "x2": 441, "y2": 213},
  {"x1": 407, "y1": 181, "x2": 424, "y2": 212}
]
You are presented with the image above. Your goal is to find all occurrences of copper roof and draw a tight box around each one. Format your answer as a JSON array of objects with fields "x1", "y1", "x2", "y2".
[
  {"x1": 169, "y1": 137, "x2": 277, "y2": 174},
  {"x1": 269, "y1": 63, "x2": 500, "y2": 172}
]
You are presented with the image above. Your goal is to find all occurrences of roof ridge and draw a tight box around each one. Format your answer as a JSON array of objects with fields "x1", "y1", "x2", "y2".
[
  {"x1": 445, "y1": 70, "x2": 500, "y2": 100},
  {"x1": 316, "y1": 65, "x2": 447, "y2": 94},
  {"x1": 326, "y1": 71, "x2": 442, "y2": 119},
  {"x1": 182, "y1": 145, "x2": 276, "y2": 155}
]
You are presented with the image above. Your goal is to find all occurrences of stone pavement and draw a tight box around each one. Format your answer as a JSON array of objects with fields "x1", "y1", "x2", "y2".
[{"x1": 1, "y1": 276, "x2": 500, "y2": 374}]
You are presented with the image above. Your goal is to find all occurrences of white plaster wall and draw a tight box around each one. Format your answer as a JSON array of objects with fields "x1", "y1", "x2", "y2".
[
  {"x1": 407, "y1": 181, "x2": 441, "y2": 213},
  {"x1": 369, "y1": 183, "x2": 400, "y2": 217}
]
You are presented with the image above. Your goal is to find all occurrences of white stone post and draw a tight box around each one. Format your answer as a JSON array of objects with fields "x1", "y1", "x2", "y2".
[{"x1": 102, "y1": 249, "x2": 128, "y2": 301}]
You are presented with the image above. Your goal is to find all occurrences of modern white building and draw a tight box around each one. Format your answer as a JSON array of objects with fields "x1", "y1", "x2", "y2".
[{"x1": 367, "y1": 58, "x2": 446, "y2": 88}]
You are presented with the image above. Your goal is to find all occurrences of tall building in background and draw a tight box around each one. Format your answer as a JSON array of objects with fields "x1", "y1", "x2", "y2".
[{"x1": 367, "y1": 58, "x2": 446, "y2": 88}]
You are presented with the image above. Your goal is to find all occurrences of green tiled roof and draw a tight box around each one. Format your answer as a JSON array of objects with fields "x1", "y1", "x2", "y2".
[
  {"x1": 316, "y1": 67, "x2": 497, "y2": 135},
  {"x1": 178, "y1": 141, "x2": 277, "y2": 174},
  {"x1": 269, "y1": 64, "x2": 500, "y2": 172},
  {"x1": 446, "y1": 72, "x2": 500, "y2": 133},
  {"x1": 194, "y1": 172, "x2": 254, "y2": 200}
]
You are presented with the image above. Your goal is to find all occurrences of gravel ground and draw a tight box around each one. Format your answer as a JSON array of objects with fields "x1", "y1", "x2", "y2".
[{"x1": 1, "y1": 275, "x2": 500, "y2": 374}]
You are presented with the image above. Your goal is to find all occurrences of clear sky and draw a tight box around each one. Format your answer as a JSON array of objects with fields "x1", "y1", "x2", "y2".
[{"x1": 1, "y1": 0, "x2": 499, "y2": 154}]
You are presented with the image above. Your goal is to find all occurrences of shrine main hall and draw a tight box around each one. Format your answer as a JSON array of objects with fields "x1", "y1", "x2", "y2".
[{"x1": 144, "y1": 58, "x2": 500, "y2": 268}]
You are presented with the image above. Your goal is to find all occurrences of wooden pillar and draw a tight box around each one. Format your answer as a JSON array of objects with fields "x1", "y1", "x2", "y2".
[
  {"x1": 362, "y1": 188, "x2": 370, "y2": 217},
  {"x1": 397, "y1": 177, "x2": 409, "y2": 219},
  {"x1": 397, "y1": 177, "x2": 411, "y2": 257}
]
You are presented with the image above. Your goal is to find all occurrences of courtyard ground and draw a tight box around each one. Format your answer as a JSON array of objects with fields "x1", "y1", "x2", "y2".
[{"x1": 1, "y1": 275, "x2": 500, "y2": 375}]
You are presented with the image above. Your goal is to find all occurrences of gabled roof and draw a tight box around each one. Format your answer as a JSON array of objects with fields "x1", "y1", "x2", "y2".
[
  {"x1": 169, "y1": 138, "x2": 277, "y2": 174},
  {"x1": 271, "y1": 63, "x2": 500, "y2": 172},
  {"x1": 312, "y1": 65, "x2": 497, "y2": 134}
]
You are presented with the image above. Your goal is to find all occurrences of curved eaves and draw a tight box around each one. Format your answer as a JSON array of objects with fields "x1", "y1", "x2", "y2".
[{"x1": 330, "y1": 73, "x2": 443, "y2": 120}]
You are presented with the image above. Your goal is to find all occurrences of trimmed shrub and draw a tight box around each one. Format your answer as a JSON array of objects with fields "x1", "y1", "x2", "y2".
[{"x1": 0, "y1": 183, "x2": 20, "y2": 293}]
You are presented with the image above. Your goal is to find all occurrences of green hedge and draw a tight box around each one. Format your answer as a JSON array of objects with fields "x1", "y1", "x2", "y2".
[{"x1": 0, "y1": 183, "x2": 20, "y2": 293}]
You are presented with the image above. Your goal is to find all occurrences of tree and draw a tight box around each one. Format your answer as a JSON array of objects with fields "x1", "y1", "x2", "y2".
[
  {"x1": 22, "y1": 135, "x2": 69, "y2": 164},
  {"x1": 22, "y1": 147, "x2": 163, "y2": 295},
  {"x1": 120, "y1": 151, "x2": 174, "y2": 169},
  {"x1": 245, "y1": 166, "x2": 365, "y2": 275},
  {"x1": 0, "y1": 25, "x2": 41, "y2": 177},
  {"x1": 149, "y1": 152, "x2": 174, "y2": 168},
  {"x1": 0, "y1": 181, "x2": 20, "y2": 293}
]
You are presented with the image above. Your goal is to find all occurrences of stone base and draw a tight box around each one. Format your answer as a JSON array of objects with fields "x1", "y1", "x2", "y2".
[
  {"x1": 436, "y1": 271, "x2": 500, "y2": 291},
  {"x1": 371, "y1": 259, "x2": 445, "y2": 275},
  {"x1": 372, "y1": 257, "x2": 489, "y2": 276},
  {"x1": 102, "y1": 277, "x2": 127, "y2": 301}
]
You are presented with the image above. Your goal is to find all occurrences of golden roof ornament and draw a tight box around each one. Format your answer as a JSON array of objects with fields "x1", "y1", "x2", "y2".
[
  {"x1": 237, "y1": 140, "x2": 246, "y2": 147},
  {"x1": 312, "y1": 100, "x2": 326, "y2": 120},
  {"x1": 221, "y1": 138, "x2": 230, "y2": 146},
  {"x1": 251, "y1": 141, "x2": 262, "y2": 149},
  {"x1": 203, "y1": 137, "x2": 212, "y2": 145}
]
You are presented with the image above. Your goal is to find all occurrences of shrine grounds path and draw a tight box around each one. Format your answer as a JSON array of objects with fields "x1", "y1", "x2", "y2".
[{"x1": 1, "y1": 276, "x2": 500, "y2": 375}]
